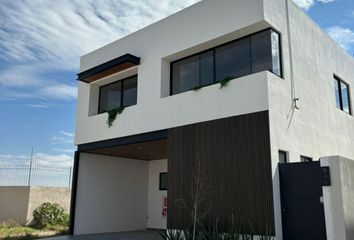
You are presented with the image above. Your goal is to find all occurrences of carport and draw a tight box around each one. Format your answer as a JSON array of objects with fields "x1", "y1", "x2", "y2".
[{"x1": 71, "y1": 130, "x2": 168, "y2": 235}]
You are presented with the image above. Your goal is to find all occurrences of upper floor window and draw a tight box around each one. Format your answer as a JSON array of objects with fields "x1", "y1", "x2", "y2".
[
  {"x1": 98, "y1": 75, "x2": 137, "y2": 114},
  {"x1": 171, "y1": 29, "x2": 282, "y2": 95},
  {"x1": 334, "y1": 76, "x2": 351, "y2": 115}
]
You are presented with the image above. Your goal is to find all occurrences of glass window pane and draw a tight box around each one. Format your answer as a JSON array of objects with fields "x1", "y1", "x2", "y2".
[
  {"x1": 271, "y1": 31, "x2": 282, "y2": 76},
  {"x1": 215, "y1": 38, "x2": 251, "y2": 82},
  {"x1": 123, "y1": 76, "x2": 137, "y2": 107},
  {"x1": 172, "y1": 55, "x2": 200, "y2": 94},
  {"x1": 200, "y1": 51, "x2": 214, "y2": 86},
  {"x1": 159, "y1": 172, "x2": 167, "y2": 190},
  {"x1": 251, "y1": 30, "x2": 272, "y2": 73},
  {"x1": 300, "y1": 156, "x2": 312, "y2": 162},
  {"x1": 279, "y1": 151, "x2": 287, "y2": 163},
  {"x1": 341, "y1": 81, "x2": 351, "y2": 114},
  {"x1": 99, "y1": 82, "x2": 121, "y2": 113},
  {"x1": 334, "y1": 79, "x2": 341, "y2": 109}
]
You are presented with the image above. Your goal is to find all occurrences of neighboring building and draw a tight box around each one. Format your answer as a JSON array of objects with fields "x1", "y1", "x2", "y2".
[{"x1": 72, "y1": 0, "x2": 354, "y2": 239}]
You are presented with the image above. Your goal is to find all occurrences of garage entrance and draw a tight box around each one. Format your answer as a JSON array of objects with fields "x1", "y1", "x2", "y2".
[{"x1": 72, "y1": 131, "x2": 168, "y2": 235}]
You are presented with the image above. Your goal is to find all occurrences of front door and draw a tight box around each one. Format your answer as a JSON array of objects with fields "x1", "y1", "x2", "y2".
[{"x1": 279, "y1": 162, "x2": 327, "y2": 240}]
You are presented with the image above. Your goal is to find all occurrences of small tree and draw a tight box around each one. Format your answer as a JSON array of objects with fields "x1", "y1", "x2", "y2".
[
  {"x1": 189, "y1": 162, "x2": 209, "y2": 240},
  {"x1": 172, "y1": 161, "x2": 211, "y2": 240}
]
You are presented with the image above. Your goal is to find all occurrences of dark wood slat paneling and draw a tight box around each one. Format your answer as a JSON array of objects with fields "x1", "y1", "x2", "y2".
[{"x1": 167, "y1": 111, "x2": 274, "y2": 235}]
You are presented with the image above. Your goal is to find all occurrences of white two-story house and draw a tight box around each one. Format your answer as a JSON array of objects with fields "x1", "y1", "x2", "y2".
[{"x1": 71, "y1": 0, "x2": 354, "y2": 239}]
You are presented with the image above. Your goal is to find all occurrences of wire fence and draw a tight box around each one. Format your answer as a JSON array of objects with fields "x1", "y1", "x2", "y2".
[{"x1": 0, "y1": 163, "x2": 73, "y2": 188}]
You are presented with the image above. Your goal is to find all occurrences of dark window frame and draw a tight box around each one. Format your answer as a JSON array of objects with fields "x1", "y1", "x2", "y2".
[
  {"x1": 159, "y1": 172, "x2": 168, "y2": 191},
  {"x1": 300, "y1": 155, "x2": 313, "y2": 162},
  {"x1": 278, "y1": 150, "x2": 288, "y2": 164},
  {"x1": 98, "y1": 75, "x2": 138, "y2": 114},
  {"x1": 334, "y1": 75, "x2": 352, "y2": 115},
  {"x1": 170, "y1": 28, "x2": 283, "y2": 95}
]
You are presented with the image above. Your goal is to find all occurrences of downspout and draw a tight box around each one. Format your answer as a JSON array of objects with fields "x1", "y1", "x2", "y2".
[{"x1": 285, "y1": 0, "x2": 299, "y2": 110}]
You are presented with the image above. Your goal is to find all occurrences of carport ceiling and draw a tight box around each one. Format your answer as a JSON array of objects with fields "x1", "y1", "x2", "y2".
[{"x1": 86, "y1": 139, "x2": 167, "y2": 160}]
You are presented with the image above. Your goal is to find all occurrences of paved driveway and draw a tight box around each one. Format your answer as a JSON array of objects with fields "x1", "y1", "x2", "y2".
[{"x1": 44, "y1": 230, "x2": 163, "y2": 240}]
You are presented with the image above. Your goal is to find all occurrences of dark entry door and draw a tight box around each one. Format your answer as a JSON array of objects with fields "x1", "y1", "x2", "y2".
[{"x1": 279, "y1": 162, "x2": 327, "y2": 240}]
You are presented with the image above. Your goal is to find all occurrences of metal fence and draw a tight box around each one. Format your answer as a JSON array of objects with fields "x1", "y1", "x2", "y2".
[{"x1": 0, "y1": 163, "x2": 73, "y2": 188}]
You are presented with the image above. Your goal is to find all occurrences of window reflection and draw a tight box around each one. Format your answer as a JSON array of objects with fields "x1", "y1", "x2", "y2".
[{"x1": 171, "y1": 29, "x2": 282, "y2": 95}]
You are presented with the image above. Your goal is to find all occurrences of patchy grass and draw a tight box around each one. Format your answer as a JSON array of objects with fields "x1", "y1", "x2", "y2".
[{"x1": 0, "y1": 224, "x2": 68, "y2": 240}]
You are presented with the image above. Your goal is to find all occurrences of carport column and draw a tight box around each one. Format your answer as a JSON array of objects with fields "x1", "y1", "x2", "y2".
[
  {"x1": 320, "y1": 156, "x2": 346, "y2": 240},
  {"x1": 69, "y1": 151, "x2": 80, "y2": 235}
]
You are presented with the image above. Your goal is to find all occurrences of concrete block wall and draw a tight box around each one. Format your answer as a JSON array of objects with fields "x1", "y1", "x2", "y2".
[{"x1": 0, "y1": 186, "x2": 71, "y2": 225}]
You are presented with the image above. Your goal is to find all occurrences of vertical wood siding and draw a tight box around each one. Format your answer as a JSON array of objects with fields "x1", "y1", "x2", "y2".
[{"x1": 167, "y1": 111, "x2": 274, "y2": 234}]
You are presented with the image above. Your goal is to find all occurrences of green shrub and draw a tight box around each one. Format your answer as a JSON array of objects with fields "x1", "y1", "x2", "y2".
[{"x1": 32, "y1": 202, "x2": 69, "y2": 228}]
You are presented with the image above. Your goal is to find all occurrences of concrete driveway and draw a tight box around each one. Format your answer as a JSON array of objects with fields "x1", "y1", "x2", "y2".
[{"x1": 44, "y1": 230, "x2": 163, "y2": 240}]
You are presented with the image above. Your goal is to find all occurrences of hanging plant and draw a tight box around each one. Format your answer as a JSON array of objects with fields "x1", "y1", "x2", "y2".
[
  {"x1": 191, "y1": 85, "x2": 202, "y2": 91},
  {"x1": 217, "y1": 76, "x2": 234, "y2": 89},
  {"x1": 107, "y1": 106, "x2": 125, "y2": 127}
]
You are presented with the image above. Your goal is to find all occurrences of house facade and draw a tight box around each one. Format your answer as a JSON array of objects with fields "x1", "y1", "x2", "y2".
[{"x1": 72, "y1": 0, "x2": 354, "y2": 239}]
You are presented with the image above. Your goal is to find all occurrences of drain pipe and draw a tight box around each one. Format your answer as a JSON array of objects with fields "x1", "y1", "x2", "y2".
[{"x1": 285, "y1": 0, "x2": 299, "y2": 110}]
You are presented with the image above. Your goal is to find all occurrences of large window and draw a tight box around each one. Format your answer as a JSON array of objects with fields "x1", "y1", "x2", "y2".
[
  {"x1": 98, "y1": 75, "x2": 137, "y2": 114},
  {"x1": 334, "y1": 76, "x2": 351, "y2": 115},
  {"x1": 171, "y1": 29, "x2": 282, "y2": 95}
]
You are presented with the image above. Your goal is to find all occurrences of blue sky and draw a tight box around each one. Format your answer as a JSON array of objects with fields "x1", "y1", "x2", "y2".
[{"x1": 0, "y1": 0, "x2": 353, "y2": 167}]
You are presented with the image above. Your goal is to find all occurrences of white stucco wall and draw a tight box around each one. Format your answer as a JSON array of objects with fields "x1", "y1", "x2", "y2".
[
  {"x1": 321, "y1": 156, "x2": 354, "y2": 240},
  {"x1": 147, "y1": 159, "x2": 167, "y2": 229},
  {"x1": 264, "y1": 0, "x2": 354, "y2": 238},
  {"x1": 266, "y1": 0, "x2": 354, "y2": 165},
  {"x1": 74, "y1": 153, "x2": 149, "y2": 234},
  {"x1": 75, "y1": 0, "x2": 271, "y2": 145},
  {"x1": 74, "y1": 0, "x2": 354, "y2": 238}
]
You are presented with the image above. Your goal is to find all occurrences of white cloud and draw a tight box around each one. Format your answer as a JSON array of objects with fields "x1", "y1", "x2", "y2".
[
  {"x1": 0, "y1": 152, "x2": 73, "y2": 167},
  {"x1": 53, "y1": 148, "x2": 76, "y2": 154},
  {"x1": 0, "y1": 0, "x2": 200, "y2": 65},
  {"x1": 0, "y1": 63, "x2": 77, "y2": 101},
  {"x1": 26, "y1": 102, "x2": 59, "y2": 109},
  {"x1": 327, "y1": 26, "x2": 354, "y2": 50},
  {"x1": 50, "y1": 130, "x2": 74, "y2": 144},
  {"x1": 317, "y1": 0, "x2": 335, "y2": 2},
  {"x1": 292, "y1": 0, "x2": 315, "y2": 10},
  {"x1": 39, "y1": 84, "x2": 77, "y2": 100},
  {"x1": 292, "y1": 0, "x2": 335, "y2": 10},
  {"x1": 27, "y1": 104, "x2": 50, "y2": 109},
  {"x1": 0, "y1": 0, "x2": 200, "y2": 102},
  {"x1": 33, "y1": 153, "x2": 73, "y2": 167}
]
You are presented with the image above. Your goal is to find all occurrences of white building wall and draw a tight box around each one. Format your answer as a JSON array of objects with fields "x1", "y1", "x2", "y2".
[
  {"x1": 75, "y1": 0, "x2": 271, "y2": 145},
  {"x1": 74, "y1": 153, "x2": 149, "y2": 235},
  {"x1": 74, "y1": 0, "x2": 354, "y2": 238},
  {"x1": 147, "y1": 159, "x2": 167, "y2": 229},
  {"x1": 321, "y1": 156, "x2": 354, "y2": 240},
  {"x1": 263, "y1": 0, "x2": 354, "y2": 238},
  {"x1": 265, "y1": 0, "x2": 354, "y2": 164}
]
